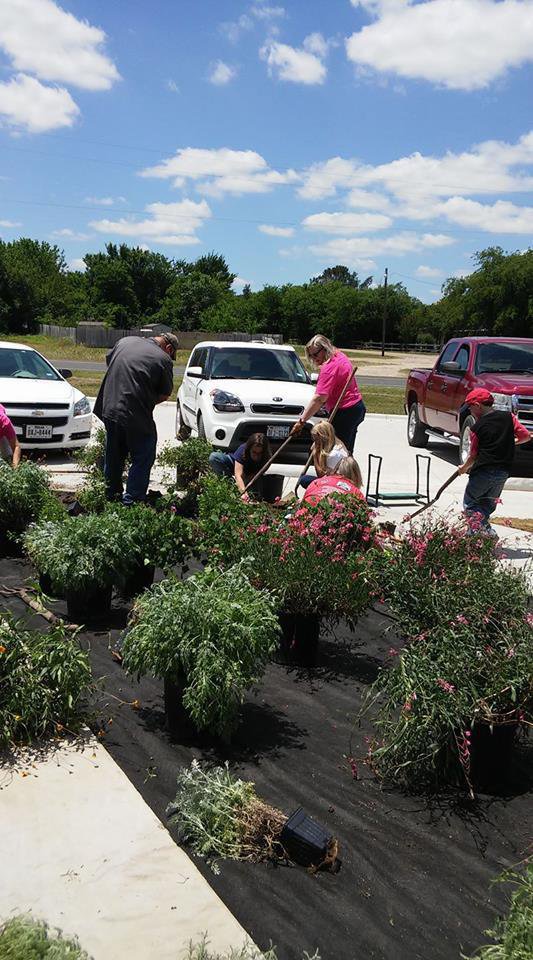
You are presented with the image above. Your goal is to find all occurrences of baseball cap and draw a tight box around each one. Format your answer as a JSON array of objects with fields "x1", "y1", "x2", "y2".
[
  {"x1": 161, "y1": 332, "x2": 179, "y2": 358},
  {"x1": 465, "y1": 388, "x2": 494, "y2": 406}
]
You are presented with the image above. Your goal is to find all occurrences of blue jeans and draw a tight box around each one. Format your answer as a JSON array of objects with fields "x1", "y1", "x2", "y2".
[
  {"x1": 103, "y1": 419, "x2": 157, "y2": 505},
  {"x1": 298, "y1": 473, "x2": 316, "y2": 489},
  {"x1": 332, "y1": 400, "x2": 366, "y2": 454},
  {"x1": 463, "y1": 467, "x2": 508, "y2": 528},
  {"x1": 209, "y1": 451, "x2": 234, "y2": 478}
]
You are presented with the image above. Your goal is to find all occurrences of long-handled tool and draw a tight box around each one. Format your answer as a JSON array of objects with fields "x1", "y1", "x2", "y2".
[
  {"x1": 294, "y1": 366, "x2": 357, "y2": 495},
  {"x1": 408, "y1": 468, "x2": 460, "y2": 520},
  {"x1": 243, "y1": 365, "x2": 357, "y2": 496}
]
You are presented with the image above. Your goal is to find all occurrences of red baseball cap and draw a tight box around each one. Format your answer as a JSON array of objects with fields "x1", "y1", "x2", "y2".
[{"x1": 465, "y1": 388, "x2": 493, "y2": 406}]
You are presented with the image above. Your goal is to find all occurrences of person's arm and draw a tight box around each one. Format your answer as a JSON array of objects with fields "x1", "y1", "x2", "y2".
[
  {"x1": 233, "y1": 461, "x2": 249, "y2": 500},
  {"x1": 291, "y1": 394, "x2": 327, "y2": 435},
  {"x1": 512, "y1": 414, "x2": 531, "y2": 446},
  {"x1": 10, "y1": 436, "x2": 21, "y2": 468}
]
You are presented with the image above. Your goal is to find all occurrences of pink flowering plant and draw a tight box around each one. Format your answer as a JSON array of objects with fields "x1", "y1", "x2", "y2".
[
  {"x1": 198, "y1": 476, "x2": 380, "y2": 622},
  {"x1": 363, "y1": 563, "x2": 533, "y2": 794}
]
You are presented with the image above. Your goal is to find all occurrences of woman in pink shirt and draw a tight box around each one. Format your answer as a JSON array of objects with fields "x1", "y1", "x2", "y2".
[
  {"x1": 0, "y1": 404, "x2": 20, "y2": 467},
  {"x1": 291, "y1": 335, "x2": 366, "y2": 452}
]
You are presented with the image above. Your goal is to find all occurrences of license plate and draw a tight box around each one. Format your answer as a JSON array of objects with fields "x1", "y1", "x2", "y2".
[
  {"x1": 26, "y1": 424, "x2": 53, "y2": 439},
  {"x1": 267, "y1": 425, "x2": 290, "y2": 440}
]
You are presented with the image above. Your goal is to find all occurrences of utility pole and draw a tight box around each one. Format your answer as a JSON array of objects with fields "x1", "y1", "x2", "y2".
[{"x1": 381, "y1": 267, "x2": 388, "y2": 357}]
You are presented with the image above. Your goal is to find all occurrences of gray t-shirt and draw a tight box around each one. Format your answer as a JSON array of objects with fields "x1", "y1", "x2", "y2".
[{"x1": 94, "y1": 337, "x2": 173, "y2": 434}]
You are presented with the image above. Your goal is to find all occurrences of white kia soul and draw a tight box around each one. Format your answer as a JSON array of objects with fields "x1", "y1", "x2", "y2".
[{"x1": 176, "y1": 341, "x2": 322, "y2": 464}]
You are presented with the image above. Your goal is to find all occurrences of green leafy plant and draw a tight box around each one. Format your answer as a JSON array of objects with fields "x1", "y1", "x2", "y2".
[
  {"x1": 0, "y1": 461, "x2": 60, "y2": 541},
  {"x1": 74, "y1": 426, "x2": 106, "y2": 473},
  {"x1": 464, "y1": 863, "x2": 532, "y2": 960},
  {"x1": 198, "y1": 476, "x2": 378, "y2": 622},
  {"x1": 157, "y1": 437, "x2": 212, "y2": 488},
  {"x1": 167, "y1": 760, "x2": 286, "y2": 866},
  {"x1": 185, "y1": 937, "x2": 319, "y2": 960},
  {"x1": 123, "y1": 564, "x2": 280, "y2": 736},
  {"x1": 0, "y1": 615, "x2": 92, "y2": 747},
  {"x1": 0, "y1": 916, "x2": 90, "y2": 959},
  {"x1": 363, "y1": 563, "x2": 533, "y2": 794},
  {"x1": 76, "y1": 469, "x2": 108, "y2": 513}
]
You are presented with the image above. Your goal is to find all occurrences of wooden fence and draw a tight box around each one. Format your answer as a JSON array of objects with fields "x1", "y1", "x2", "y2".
[{"x1": 39, "y1": 324, "x2": 282, "y2": 349}]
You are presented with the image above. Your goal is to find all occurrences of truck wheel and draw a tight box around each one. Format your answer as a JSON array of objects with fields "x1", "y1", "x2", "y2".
[
  {"x1": 407, "y1": 403, "x2": 428, "y2": 447},
  {"x1": 197, "y1": 413, "x2": 206, "y2": 440},
  {"x1": 460, "y1": 416, "x2": 475, "y2": 464},
  {"x1": 176, "y1": 402, "x2": 191, "y2": 441}
]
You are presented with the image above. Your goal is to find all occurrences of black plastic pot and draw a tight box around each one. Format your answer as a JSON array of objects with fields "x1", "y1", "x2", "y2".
[
  {"x1": 66, "y1": 583, "x2": 112, "y2": 623},
  {"x1": 38, "y1": 572, "x2": 65, "y2": 600},
  {"x1": 278, "y1": 612, "x2": 321, "y2": 667},
  {"x1": 280, "y1": 807, "x2": 333, "y2": 867},
  {"x1": 0, "y1": 529, "x2": 23, "y2": 558},
  {"x1": 117, "y1": 563, "x2": 155, "y2": 600},
  {"x1": 163, "y1": 675, "x2": 198, "y2": 740},
  {"x1": 470, "y1": 722, "x2": 518, "y2": 791}
]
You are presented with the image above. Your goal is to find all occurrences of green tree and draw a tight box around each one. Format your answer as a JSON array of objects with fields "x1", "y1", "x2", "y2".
[{"x1": 0, "y1": 238, "x2": 68, "y2": 333}]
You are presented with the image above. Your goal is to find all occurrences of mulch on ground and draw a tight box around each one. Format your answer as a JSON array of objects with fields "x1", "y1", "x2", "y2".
[{"x1": 1, "y1": 556, "x2": 531, "y2": 960}]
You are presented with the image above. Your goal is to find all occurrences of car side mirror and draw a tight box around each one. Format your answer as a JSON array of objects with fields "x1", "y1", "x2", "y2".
[
  {"x1": 59, "y1": 368, "x2": 73, "y2": 379},
  {"x1": 309, "y1": 372, "x2": 319, "y2": 384},
  {"x1": 187, "y1": 365, "x2": 203, "y2": 378},
  {"x1": 441, "y1": 361, "x2": 460, "y2": 373}
]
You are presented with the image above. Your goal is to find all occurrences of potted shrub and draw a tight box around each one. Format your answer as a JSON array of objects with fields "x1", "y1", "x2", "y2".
[
  {"x1": 157, "y1": 438, "x2": 213, "y2": 518},
  {"x1": 199, "y1": 478, "x2": 378, "y2": 666},
  {"x1": 24, "y1": 512, "x2": 135, "y2": 621},
  {"x1": 0, "y1": 461, "x2": 62, "y2": 555},
  {"x1": 113, "y1": 505, "x2": 195, "y2": 598},
  {"x1": 122, "y1": 564, "x2": 280, "y2": 740},
  {"x1": 0, "y1": 614, "x2": 92, "y2": 747},
  {"x1": 362, "y1": 562, "x2": 533, "y2": 796}
]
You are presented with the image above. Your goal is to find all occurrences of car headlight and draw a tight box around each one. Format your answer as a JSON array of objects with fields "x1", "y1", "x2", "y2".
[
  {"x1": 210, "y1": 389, "x2": 244, "y2": 413},
  {"x1": 492, "y1": 392, "x2": 513, "y2": 412},
  {"x1": 74, "y1": 396, "x2": 91, "y2": 417}
]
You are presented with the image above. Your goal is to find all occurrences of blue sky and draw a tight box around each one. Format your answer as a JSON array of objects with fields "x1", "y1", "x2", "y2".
[{"x1": 0, "y1": 0, "x2": 532, "y2": 303}]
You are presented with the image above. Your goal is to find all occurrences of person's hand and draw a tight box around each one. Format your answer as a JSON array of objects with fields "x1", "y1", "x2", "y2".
[
  {"x1": 457, "y1": 462, "x2": 469, "y2": 475},
  {"x1": 241, "y1": 491, "x2": 250, "y2": 502},
  {"x1": 291, "y1": 419, "x2": 304, "y2": 436}
]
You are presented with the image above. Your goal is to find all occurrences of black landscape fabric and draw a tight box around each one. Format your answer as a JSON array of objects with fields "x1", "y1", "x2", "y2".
[{"x1": 1, "y1": 557, "x2": 531, "y2": 960}]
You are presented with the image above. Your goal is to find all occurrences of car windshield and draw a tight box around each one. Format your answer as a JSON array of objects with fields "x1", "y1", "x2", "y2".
[
  {"x1": 475, "y1": 342, "x2": 533, "y2": 375},
  {"x1": 209, "y1": 347, "x2": 309, "y2": 383},
  {"x1": 0, "y1": 348, "x2": 61, "y2": 381}
]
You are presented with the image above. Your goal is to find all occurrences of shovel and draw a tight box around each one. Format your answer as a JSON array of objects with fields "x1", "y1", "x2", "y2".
[{"x1": 408, "y1": 468, "x2": 461, "y2": 520}]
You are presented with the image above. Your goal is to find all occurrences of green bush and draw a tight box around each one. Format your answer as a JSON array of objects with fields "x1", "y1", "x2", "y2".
[
  {"x1": 364, "y1": 562, "x2": 533, "y2": 793},
  {"x1": 465, "y1": 863, "x2": 533, "y2": 960},
  {"x1": 158, "y1": 438, "x2": 212, "y2": 488},
  {"x1": 198, "y1": 475, "x2": 377, "y2": 621},
  {"x1": 123, "y1": 564, "x2": 280, "y2": 736},
  {"x1": 24, "y1": 506, "x2": 195, "y2": 595},
  {"x1": 167, "y1": 760, "x2": 286, "y2": 866},
  {"x1": 74, "y1": 426, "x2": 106, "y2": 473},
  {"x1": 0, "y1": 615, "x2": 92, "y2": 747},
  {"x1": 0, "y1": 462, "x2": 61, "y2": 540}
]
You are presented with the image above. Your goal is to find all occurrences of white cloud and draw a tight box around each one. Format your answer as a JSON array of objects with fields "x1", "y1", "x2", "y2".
[
  {"x1": 232, "y1": 275, "x2": 251, "y2": 291},
  {"x1": 52, "y1": 227, "x2": 91, "y2": 240},
  {"x1": 0, "y1": 219, "x2": 21, "y2": 227},
  {"x1": 68, "y1": 257, "x2": 86, "y2": 272},
  {"x1": 0, "y1": 0, "x2": 120, "y2": 91},
  {"x1": 309, "y1": 231, "x2": 454, "y2": 265},
  {"x1": 298, "y1": 157, "x2": 359, "y2": 200},
  {"x1": 347, "y1": 187, "x2": 393, "y2": 211},
  {"x1": 89, "y1": 198, "x2": 211, "y2": 246},
  {"x1": 140, "y1": 146, "x2": 297, "y2": 197},
  {"x1": 346, "y1": 0, "x2": 533, "y2": 91},
  {"x1": 167, "y1": 79, "x2": 179, "y2": 93},
  {"x1": 302, "y1": 211, "x2": 393, "y2": 233},
  {"x1": 250, "y1": 4, "x2": 286, "y2": 20},
  {"x1": 0, "y1": 73, "x2": 79, "y2": 132},
  {"x1": 208, "y1": 60, "x2": 237, "y2": 86},
  {"x1": 438, "y1": 197, "x2": 533, "y2": 233},
  {"x1": 416, "y1": 264, "x2": 443, "y2": 277},
  {"x1": 259, "y1": 223, "x2": 295, "y2": 236},
  {"x1": 260, "y1": 40, "x2": 327, "y2": 84},
  {"x1": 303, "y1": 32, "x2": 329, "y2": 58},
  {"x1": 84, "y1": 196, "x2": 127, "y2": 206},
  {"x1": 219, "y1": 13, "x2": 254, "y2": 44}
]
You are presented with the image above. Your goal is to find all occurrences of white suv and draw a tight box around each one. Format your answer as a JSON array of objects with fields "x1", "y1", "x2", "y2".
[{"x1": 176, "y1": 341, "x2": 321, "y2": 464}]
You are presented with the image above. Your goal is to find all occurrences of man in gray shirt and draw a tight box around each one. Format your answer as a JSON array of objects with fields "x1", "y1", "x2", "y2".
[{"x1": 94, "y1": 333, "x2": 178, "y2": 504}]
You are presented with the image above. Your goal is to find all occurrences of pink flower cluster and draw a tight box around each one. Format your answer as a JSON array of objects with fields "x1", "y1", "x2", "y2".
[{"x1": 436, "y1": 678, "x2": 455, "y2": 694}]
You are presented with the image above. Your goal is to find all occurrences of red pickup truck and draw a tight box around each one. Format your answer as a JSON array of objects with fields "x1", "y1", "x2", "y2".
[{"x1": 405, "y1": 337, "x2": 533, "y2": 465}]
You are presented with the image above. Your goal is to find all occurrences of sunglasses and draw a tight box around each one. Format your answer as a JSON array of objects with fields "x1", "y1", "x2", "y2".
[{"x1": 309, "y1": 347, "x2": 324, "y2": 359}]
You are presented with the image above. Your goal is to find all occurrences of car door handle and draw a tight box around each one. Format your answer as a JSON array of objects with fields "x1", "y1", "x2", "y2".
[{"x1": 441, "y1": 384, "x2": 447, "y2": 392}]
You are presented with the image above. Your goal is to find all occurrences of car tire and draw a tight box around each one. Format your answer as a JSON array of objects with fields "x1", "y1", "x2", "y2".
[
  {"x1": 407, "y1": 402, "x2": 428, "y2": 447},
  {"x1": 197, "y1": 413, "x2": 206, "y2": 440},
  {"x1": 460, "y1": 415, "x2": 475, "y2": 464},
  {"x1": 176, "y1": 402, "x2": 191, "y2": 441}
]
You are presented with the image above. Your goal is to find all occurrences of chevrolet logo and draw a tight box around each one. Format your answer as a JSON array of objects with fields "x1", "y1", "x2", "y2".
[{"x1": 31, "y1": 410, "x2": 45, "y2": 416}]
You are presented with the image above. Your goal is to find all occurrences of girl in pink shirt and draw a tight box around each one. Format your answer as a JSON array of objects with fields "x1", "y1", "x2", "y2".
[
  {"x1": 0, "y1": 404, "x2": 20, "y2": 467},
  {"x1": 291, "y1": 335, "x2": 366, "y2": 452}
]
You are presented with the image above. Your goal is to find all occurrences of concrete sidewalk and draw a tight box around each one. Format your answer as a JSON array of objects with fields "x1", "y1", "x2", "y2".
[{"x1": 0, "y1": 735, "x2": 250, "y2": 960}]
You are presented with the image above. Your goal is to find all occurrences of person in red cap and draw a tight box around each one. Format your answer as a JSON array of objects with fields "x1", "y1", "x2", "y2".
[{"x1": 458, "y1": 388, "x2": 531, "y2": 534}]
